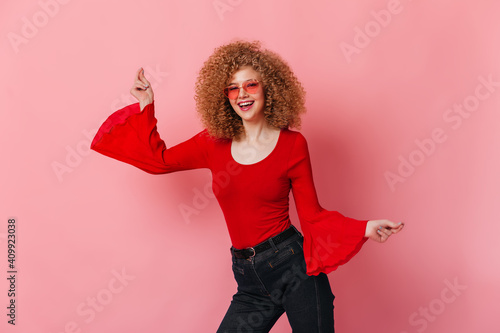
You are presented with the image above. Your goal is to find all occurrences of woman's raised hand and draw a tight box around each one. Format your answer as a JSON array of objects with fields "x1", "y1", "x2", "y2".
[
  {"x1": 130, "y1": 67, "x2": 154, "y2": 111},
  {"x1": 365, "y1": 219, "x2": 405, "y2": 243}
]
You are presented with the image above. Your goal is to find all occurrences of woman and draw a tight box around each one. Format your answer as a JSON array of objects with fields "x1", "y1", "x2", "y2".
[{"x1": 91, "y1": 40, "x2": 404, "y2": 332}]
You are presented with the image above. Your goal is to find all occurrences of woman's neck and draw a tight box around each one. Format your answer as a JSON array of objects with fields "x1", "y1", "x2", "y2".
[{"x1": 238, "y1": 119, "x2": 278, "y2": 143}]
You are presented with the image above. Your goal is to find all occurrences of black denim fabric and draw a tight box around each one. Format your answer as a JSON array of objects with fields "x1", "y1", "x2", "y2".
[{"x1": 217, "y1": 225, "x2": 335, "y2": 333}]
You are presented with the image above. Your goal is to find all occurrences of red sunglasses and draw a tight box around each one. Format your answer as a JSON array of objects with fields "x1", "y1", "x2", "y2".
[{"x1": 223, "y1": 79, "x2": 261, "y2": 99}]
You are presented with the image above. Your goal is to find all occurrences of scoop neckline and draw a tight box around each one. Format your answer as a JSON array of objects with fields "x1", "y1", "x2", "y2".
[{"x1": 230, "y1": 128, "x2": 284, "y2": 166}]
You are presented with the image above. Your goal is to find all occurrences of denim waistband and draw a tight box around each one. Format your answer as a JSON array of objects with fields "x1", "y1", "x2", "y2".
[{"x1": 230, "y1": 224, "x2": 303, "y2": 259}]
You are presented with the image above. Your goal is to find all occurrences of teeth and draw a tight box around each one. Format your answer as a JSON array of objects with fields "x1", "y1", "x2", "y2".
[{"x1": 239, "y1": 101, "x2": 253, "y2": 107}]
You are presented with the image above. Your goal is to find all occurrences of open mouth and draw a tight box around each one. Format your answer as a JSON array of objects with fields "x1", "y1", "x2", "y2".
[{"x1": 238, "y1": 100, "x2": 254, "y2": 110}]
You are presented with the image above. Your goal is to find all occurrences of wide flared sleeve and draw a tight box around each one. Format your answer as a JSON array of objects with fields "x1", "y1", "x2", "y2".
[
  {"x1": 288, "y1": 132, "x2": 369, "y2": 276},
  {"x1": 90, "y1": 102, "x2": 210, "y2": 174}
]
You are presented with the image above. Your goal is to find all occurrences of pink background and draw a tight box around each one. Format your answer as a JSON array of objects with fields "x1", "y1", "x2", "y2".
[{"x1": 1, "y1": 0, "x2": 499, "y2": 332}]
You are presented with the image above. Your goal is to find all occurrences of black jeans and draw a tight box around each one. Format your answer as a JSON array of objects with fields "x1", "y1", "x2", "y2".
[{"x1": 217, "y1": 225, "x2": 335, "y2": 333}]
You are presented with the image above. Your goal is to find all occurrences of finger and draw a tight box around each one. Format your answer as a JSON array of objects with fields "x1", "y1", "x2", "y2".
[
  {"x1": 133, "y1": 68, "x2": 148, "y2": 90},
  {"x1": 376, "y1": 227, "x2": 390, "y2": 242},
  {"x1": 392, "y1": 225, "x2": 404, "y2": 234},
  {"x1": 383, "y1": 220, "x2": 400, "y2": 229},
  {"x1": 376, "y1": 229, "x2": 388, "y2": 242},
  {"x1": 140, "y1": 69, "x2": 151, "y2": 87},
  {"x1": 378, "y1": 226, "x2": 392, "y2": 237},
  {"x1": 134, "y1": 79, "x2": 148, "y2": 90},
  {"x1": 133, "y1": 84, "x2": 147, "y2": 92},
  {"x1": 134, "y1": 68, "x2": 149, "y2": 89},
  {"x1": 135, "y1": 67, "x2": 142, "y2": 81},
  {"x1": 391, "y1": 222, "x2": 405, "y2": 233}
]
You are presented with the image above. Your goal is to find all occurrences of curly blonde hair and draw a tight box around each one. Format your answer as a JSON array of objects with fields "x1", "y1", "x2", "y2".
[{"x1": 194, "y1": 40, "x2": 306, "y2": 140}]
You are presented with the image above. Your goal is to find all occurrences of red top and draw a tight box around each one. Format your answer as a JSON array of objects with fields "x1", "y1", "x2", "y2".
[{"x1": 90, "y1": 101, "x2": 368, "y2": 275}]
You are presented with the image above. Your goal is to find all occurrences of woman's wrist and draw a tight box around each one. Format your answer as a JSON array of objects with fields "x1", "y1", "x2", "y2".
[
  {"x1": 364, "y1": 220, "x2": 372, "y2": 238},
  {"x1": 139, "y1": 99, "x2": 154, "y2": 111}
]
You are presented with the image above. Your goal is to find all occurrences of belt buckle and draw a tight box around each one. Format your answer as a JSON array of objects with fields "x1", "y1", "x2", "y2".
[{"x1": 246, "y1": 247, "x2": 256, "y2": 260}]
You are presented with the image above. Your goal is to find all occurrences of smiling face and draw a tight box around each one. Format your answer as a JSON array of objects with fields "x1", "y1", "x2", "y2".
[{"x1": 226, "y1": 66, "x2": 266, "y2": 124}]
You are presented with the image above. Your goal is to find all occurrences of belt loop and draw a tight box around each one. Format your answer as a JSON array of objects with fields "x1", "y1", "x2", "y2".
[
  {"x1": 269, "y1": 236, "x2": 278, "y2": 252},
  {"x1": 290, "y1": 224, "x2": 301, "y2": 236}
]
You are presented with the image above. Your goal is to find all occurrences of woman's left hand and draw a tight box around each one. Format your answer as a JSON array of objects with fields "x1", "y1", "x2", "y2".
[{"x1": 365, "y1": 219, "x2": 405, "y2": 243}]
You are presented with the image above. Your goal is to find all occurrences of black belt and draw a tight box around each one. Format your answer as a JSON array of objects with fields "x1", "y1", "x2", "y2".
[{"x1": 231, "y1": 226, "x2": 299, "y2": 259}]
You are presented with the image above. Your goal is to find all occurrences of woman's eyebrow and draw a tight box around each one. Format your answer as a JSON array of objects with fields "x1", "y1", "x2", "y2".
[{"x1": 227, "y1": 78, "x2": 257, "y2": 85}]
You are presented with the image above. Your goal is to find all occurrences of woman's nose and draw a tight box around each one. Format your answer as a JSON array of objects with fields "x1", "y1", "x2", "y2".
[{"x1": 238, "y1": 86, "x2": 249, "y2": 99}]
